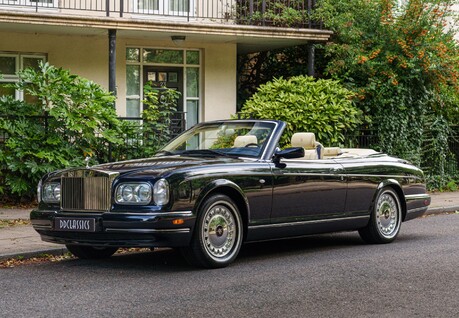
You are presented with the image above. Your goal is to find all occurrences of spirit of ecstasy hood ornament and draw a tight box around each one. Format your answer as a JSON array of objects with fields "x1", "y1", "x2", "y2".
[{"x1": 85, "y1": 156, "x2": 91, "y2": 169}]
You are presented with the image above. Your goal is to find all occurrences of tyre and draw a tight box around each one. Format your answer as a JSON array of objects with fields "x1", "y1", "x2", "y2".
[
  {"x1": 66, "y1": 245, "x2": 118, "y2": 259},
  {"x1": 359, "y1": 187, "x2": 402, "y2": 244},
  {"x1": 181, "y1": 194, "x2": 243, "y2": 268}
]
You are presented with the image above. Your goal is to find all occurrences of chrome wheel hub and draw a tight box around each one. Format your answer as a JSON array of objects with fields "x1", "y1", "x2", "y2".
[
  {"x1": 202, "y1": 204, "x2": 236, "y2": 259},
  {"x1": 376, "y1": 192, "x2": 400, "y2": 238}
]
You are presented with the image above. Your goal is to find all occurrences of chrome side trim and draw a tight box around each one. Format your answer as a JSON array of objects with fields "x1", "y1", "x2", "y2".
[
  {"x1": 104, "y1": 211, "x2": 193, "y2": 217},
  {"x1": 248, "y1": 215, "x2": 370, "y2": 230},
  {"x1": 32, "y1": 224, "x2": 53, "y2": 230},
  {"x1": 282, "y1": 173, "x2": 344, "y2": 177},
  {"x1": 405, "y1": 194, "x2": 431, "y2": 201},
  {"x1": 105, "y1": 228, "x2": 190, "y2": 234},
  {"x1": 406, "y1": 207, "x2": 428, "y2": 214}
]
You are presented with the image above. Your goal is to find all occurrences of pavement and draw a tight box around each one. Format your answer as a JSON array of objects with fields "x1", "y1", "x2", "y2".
[{"x1": 0, "y1": 192, "x2": 458, "y2": 261}]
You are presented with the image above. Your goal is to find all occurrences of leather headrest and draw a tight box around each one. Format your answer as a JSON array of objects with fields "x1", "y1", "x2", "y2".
[
  {"x1": 233, "y1": 135, "x2": 258, "y2": 147},
  {"x1": 291, "y1": 133, "x2": 316, "y2": 149}
]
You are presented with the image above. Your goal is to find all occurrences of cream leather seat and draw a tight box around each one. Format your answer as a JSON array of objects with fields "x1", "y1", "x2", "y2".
[
  {"x1": 233, "y1": 135, "x2": 258, "y2": 147},
  {"x1": 291, "y1": 132, "x2": 320, "y2": 159},
  {"x1": 323, "y1": 147, "x2": 343, "y2": 158}
]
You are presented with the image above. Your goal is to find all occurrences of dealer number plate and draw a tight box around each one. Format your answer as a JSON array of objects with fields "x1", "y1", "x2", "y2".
[{"x1": 54, "y1": 217, "x2": 96, "y2": 232}]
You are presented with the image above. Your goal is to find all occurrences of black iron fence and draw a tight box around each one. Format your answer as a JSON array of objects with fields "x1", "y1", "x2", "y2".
[
  {"x1": 0, "y1": 0, "x2": 320, "y2": 27},
  {"x1": 343, "y1": 127, "x2": 459, "y2": 175},
  {"x1": 112, "y1": 113, "x2": 186, "y2": 161},
  {"x1": 0, "y1": 113, "x2": 186, "y2": 162},
  {"x1": 1, "y1": 115, "x2": 458, "y2": 173}
]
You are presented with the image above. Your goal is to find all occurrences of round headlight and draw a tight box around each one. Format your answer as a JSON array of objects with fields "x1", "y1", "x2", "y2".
[
  {"x1": 136, "y1": 184, "x2": 152, "y2": 202},
  {"x1": 153, "y1": 179, "x2": 169, "y2": 206},
  {"x1": 121, "y1": 185, "x2": 134, "y2": 202},
  {"x1": 42, "y1": 182, "x2": 61, "y2": 203},
  {"x1": 115, "y1": 183, "x2": 152, "y2": 205},
  {"x1": 53, "y1": 184, "x2": 61, "y2": 201}
]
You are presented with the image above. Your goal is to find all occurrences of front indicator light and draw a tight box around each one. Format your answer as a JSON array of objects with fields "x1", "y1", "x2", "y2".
[{"x1": 172, "y1": 219, "x2": 185, "y2": 225}]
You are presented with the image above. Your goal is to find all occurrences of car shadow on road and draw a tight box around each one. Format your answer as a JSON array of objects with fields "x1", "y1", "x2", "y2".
[
  {"x1": 48, "y1": 231, "x2": 427, "y2": 272},
  {"x1": 50, "y1": 232, "x2": 364, "y2": 271}
]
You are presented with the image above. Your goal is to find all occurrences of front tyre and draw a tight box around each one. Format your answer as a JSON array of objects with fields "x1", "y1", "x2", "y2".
[
  {"x1": 181, "y1": 194, "x2": 243, "y2": 268},
  {"x1": 66, "y1": 245, "x2": 118, "y2": 259},
  {"x1": 359, "y1": 188, "x2": 402, "y2": 244}
]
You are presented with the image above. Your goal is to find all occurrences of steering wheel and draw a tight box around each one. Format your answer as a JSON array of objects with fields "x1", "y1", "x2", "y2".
[{"x1": 244, "y1": 143, "x2": 259, "y2": 148}]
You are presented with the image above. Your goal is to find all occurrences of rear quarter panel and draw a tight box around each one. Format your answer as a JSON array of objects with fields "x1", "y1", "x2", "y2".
[{"x1": 337, "y1": 155, "x2": 426, "y2": 216}]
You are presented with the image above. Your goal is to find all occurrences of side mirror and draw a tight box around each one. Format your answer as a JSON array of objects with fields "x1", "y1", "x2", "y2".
[{"x1": 273, "y1": 147, "x2": 304, "y2": 166}]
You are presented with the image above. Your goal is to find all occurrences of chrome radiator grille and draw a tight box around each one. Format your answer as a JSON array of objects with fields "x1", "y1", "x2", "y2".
[{"x1": 61, "y1": 176, "x2": 112, "y2": 212}]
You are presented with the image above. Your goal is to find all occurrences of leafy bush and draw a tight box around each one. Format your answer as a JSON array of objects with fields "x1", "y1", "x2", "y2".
[
  {"x1": 140, "y1": 83, "x2": 180, "y2": 157},
  {"x1": 0, "y1": 62, "x2": 126, "y2": 201},
  {"x1": 237, "y1": 75, "x2": 362, "y2": 146},
  {"x1": 237, "y1": 0, "x2": 309, "y2": 27},
  {"x1": 314, "y1": 0, "x2": 459, "y2": 169}
]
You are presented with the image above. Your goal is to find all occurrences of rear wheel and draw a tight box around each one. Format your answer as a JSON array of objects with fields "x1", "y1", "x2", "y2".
[
  {"x1": 359, "y1": 187, "x2": 402, "y2": 244},
  {"x1": 66, "y1": 245, "x2": 118, "y2": 259},
  {"x1": 181, "y1": 194, "x2": 243, "y2": 268}
]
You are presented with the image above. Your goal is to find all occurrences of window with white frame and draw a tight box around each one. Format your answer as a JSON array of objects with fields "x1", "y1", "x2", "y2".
[
  {"x1": 134, "y1": 0, "x2": 193, "y2": 15},
  {"x1": 5, "y1": 0, "x2": 57, "y2": 8},
  {"x1": 125, "y1": 47, "x2": 200, "y2": 128},
  {"x1": 0, "y1": 52, "x2": 46, "y2": 103}
]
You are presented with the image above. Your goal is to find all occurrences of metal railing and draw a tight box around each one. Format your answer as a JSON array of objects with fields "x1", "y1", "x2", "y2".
[
  {"x1": 343, "y1": 127, "x2": 459, "y2": 175},
  {"x1": 0, "y1": 0, "x2": 320, "y2": 27},
  {"x1": 0, "y1": 113, "x2": 186, "y2": 162}
]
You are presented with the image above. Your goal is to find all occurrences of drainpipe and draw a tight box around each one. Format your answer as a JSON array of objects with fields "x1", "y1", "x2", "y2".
[{"x1": 108, "y1": 29, "x2": 117, "y2": 106}]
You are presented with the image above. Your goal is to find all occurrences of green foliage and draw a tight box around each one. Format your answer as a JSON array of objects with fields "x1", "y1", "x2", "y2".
[
  {"x1": 236, "y1": 1, "x2": 317, "y2": 109},
  {"x1": 421, "y1": 109, "x2": 459, "y2": 190},
  {"x1": 0, "y1": 62, "x2": 125, "y2": 200},
  {"x1": 426, "y1": 175, "x2": 459, "y2": 192},
  {"x1": 237, "y1": 0, "x2": 309, "y2": 27},
  {"x1": 140, "y1": 83, "x2": 180, "y2": 157},
  {"x1": 314, "y1": 0, "x2": 459, "y2": 174},
  {"x1": 209, "y1": 133, "x2": 237, "y2": 150},
  {"x1": 446, "y1": 179, "x2": 459, "y2": 192},
  {"x1": 422, "y1": 112, "x2": 452, "y2": 175},
  {"x1": 238, "y1": 46, "x2": 314, "y2": 110},
  {"x1": 238, "y1": 75, "x2": 362, "y2": 147}
]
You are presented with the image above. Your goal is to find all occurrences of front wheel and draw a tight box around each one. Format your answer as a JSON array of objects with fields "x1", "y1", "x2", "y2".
[
  {"x1": 66, "y1": 245, "x2": 118, "y2": 259},
  {"x1": 181, "y1": 194, "x2": 243, "y2": 268},
  {"x1": 359, "y1": 187, "x2": 402, "y2": 244}
]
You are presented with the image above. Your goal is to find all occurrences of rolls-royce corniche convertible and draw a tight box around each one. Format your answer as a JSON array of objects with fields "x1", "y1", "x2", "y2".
[{"x1": 31, "y1": 119, "x2": 431, "y2": 268}]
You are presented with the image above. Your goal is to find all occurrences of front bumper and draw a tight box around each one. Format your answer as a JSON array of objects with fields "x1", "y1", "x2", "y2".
[{"x1": 30, "y1": 209, "x2": 195, "y2": 248}]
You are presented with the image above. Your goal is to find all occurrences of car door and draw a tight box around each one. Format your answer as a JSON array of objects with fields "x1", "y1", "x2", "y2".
[{"x1": 270, "y1": 158, "x2": 347, "y2": 223}]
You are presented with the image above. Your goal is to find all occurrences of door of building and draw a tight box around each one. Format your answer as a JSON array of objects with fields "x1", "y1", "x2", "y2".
[{"x1": 143, "y1": 66, "x2": 185, "y2": 135}]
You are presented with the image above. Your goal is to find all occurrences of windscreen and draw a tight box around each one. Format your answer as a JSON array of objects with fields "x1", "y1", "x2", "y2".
[{"x1": 160, "y1": 121, "x2": 276, "y2": 159}]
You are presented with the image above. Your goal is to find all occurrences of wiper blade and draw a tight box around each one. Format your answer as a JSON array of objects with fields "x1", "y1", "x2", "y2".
[
  {"x1": 180, "y1": 149, "x2": 234, "y2": 157},
  {"x1": 155, "y1": 150, "x2": 175, "y2": 157}
]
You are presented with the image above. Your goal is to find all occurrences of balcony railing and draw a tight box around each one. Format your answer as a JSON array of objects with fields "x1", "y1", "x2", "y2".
[{"x1": 0, "y1": 0, "x2": 321, "y2": 28}]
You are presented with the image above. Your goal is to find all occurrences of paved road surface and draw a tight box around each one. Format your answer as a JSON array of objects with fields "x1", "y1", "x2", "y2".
[{"x1": 1, "y1": 214, "x2": 458, "y2": 318}]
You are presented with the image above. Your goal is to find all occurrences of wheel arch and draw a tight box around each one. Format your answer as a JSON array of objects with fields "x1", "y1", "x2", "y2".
[
  {"x1": 193, "y1": 179, "x2": 250, "y2": 241},
  {"x1": 376, "y1": 179, "x2": 407, "y2": 221}
]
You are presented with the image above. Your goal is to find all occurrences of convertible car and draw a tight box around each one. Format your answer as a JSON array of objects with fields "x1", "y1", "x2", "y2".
[{"x1": 31, "y1": 119, "x2": 431, "y2": 268}]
